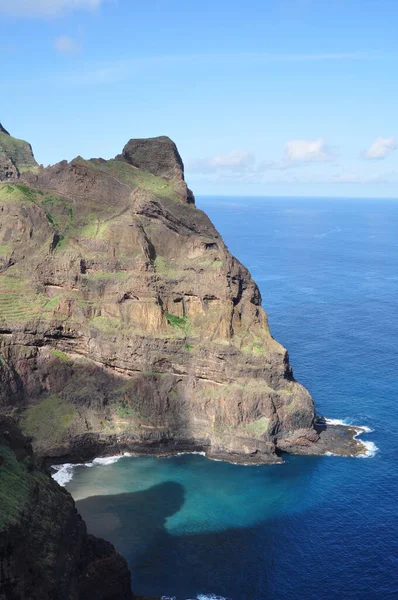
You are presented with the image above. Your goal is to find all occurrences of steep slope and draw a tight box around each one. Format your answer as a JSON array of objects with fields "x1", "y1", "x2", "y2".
[
  {"x1": 0, "y1": 124, "x2": 38, "y2": 181},
  {"x1": 0, "y1": 127, "x2": 320, "y2": 464},
  {"x1": 0, "y1": 416, "x2": 133, "y2": 600}
]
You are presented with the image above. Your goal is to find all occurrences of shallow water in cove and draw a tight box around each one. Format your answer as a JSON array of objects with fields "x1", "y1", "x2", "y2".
[{"x1": 65, "y1": 197, "x2": 398, "y2": 600}]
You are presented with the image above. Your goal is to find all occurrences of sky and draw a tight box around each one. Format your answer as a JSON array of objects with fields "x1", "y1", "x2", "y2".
[{"x1": 1, "y1": 0, "x2": 398, "y2": 198}]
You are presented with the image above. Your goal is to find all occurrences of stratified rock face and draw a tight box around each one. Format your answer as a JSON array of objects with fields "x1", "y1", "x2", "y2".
[
  {"x1": 0, "y1": 416, "x2": 134, "y2": 600},
  {"x1": 0, "y1": 124, "x2": 38, "y2": 181},
  {"x1": 0, "y1": 126, "x2": 318, "y2": 464}
]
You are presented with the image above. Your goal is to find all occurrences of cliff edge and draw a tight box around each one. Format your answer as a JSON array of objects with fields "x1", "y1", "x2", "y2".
[
  {"x1": 0, "y1": 125, "x2": 321, "y2": 464},
  {"x1": 0, "y1": 416, "x2": 133, "y2": 600}
]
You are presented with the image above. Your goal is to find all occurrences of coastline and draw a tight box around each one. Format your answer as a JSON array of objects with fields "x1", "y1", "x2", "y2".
[{"x1": 51, "y1": 419, "x2": 378, "y2": 487}]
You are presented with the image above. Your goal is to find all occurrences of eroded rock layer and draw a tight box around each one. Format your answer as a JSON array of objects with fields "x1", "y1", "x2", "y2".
[{"x1": 0, "y1": 127, "x2": 319, "y2": 464}]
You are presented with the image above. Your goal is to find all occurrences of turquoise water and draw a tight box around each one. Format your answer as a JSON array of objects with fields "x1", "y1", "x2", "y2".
[{"x1": 63, "y1": 197, "x2": 398, "y2": 600}]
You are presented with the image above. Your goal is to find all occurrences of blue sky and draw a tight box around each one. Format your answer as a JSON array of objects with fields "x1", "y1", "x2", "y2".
[{"x1": 1, "y1": 0, "x2": 398, "y2": 197}]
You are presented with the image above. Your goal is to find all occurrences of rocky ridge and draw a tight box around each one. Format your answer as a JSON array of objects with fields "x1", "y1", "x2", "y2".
[{"x1": 0, "y1": 125, "x2": 366, "y2": 463}]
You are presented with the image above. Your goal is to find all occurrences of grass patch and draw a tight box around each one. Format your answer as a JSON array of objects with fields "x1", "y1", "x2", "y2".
[
  {"x1": 199, "y1": 259, "x2": 224, "y2": 269},
  {"x1": 86, "y1": 271, "x2": 129, "y2": 280},
  {"x1": 165, "y1": 312, "x2": 190, "y2": 335},
  {"x1": 114, "y1": 402, "x2": 137, "y2": 419},
  {"x1": 89, "y1": 315, "x2": 120, "y2": 333},
  {"x1": 77, "y1": 215, "x2": 109, "y2": 239},
  {"x1": 0, "y1": 245, "x2": 10, "y2": 257},
  {"x1": 20, "y1": 395, "x2": 78, "y2": 447},
  {"x1": 43, "y1": 296, "x2": 61, "y2": 310},
  {"x1": 0, "y1": 183, "x2": 36, "y2": 203},
  {"x1": 0, "y1": 184, "x2": 73, "y2": 238},
  {"x1": 0, "y1": 274, "x2": 52, "y2": 323},
  {"x1": 0, "y1": 445, "x2": 32, "y2": 530},
  {"x1": 81, "y1": 158, "x2": 184, "y2": 203},
  {"x1": 0, "y1": 131, "x2": 37, "y2": 171},
  {"x1": 49, "y1": 349, "x2": 70, "y2": 362},
  {"x1": 154, "y1": 255, "x2": 179, "y2": 279},
  {"x1": 243, "y1": 417, "x2": 270, "y2": 436}
]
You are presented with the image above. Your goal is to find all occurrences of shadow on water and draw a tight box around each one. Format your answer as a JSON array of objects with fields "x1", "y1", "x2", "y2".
[
  {"x1": 76, "y1": 480, "x2": 283, "y2": 599},
  {"x1": 75, "y1": 453, "x2": 394, "y2": 600},
  {"x1": 77, "y1": 481, "x2": 185, "y2": 558}
]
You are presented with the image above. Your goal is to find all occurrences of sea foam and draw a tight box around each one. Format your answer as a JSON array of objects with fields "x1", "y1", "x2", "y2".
[
  {"x1": 51, "y1": 453, "x2": 134, "y2": 486},
  {"x1": 160, "y1": 595, "x2": 229, "y2": 600},
  {"x1": 323, "y1": 418, "x2": 378, "y2": 458},
  {"x1": 52, "y1": 419, "x2": 378, "y2": 487}
]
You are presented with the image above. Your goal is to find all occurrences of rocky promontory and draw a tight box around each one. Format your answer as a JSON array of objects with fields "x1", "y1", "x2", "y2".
[{"x1": 0, "y1": 124, "x2": 367, "y2": 464}]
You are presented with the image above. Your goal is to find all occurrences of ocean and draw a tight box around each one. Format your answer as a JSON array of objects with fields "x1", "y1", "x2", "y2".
[{"x1": 58, "y1": 196, "x2": 398, "y2": 600}]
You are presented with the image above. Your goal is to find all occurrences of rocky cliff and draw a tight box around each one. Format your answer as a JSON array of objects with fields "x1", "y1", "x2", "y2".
[
  {"x1": 0, "y1": 415, "x2": 134, "y2": 600},
  {"x1": 0, "y1": 124, "x2": 323, "y2": 464},
  {"x1": 0, "y1": 125, "x2": 38, "y2": 182}
]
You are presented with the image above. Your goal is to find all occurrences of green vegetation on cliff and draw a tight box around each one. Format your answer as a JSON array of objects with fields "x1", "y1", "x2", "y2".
[
  {"x1": 0, "y1": 130, "x2": 38, "y2": 173},
  {"x1": 83, "y1": 157, "x2": 184, "y2": 203},
  {"x1": 0, "y1": 444, "x2": 47, "y2": 531},
  {"x1": 21, "y1": 396, "x2": 78, "y2": 447}
]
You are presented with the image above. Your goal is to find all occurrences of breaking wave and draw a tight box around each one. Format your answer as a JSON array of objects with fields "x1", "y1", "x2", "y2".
[
  {"x1": 51, "y1": 453, "x2": 134, "y2": 486},
  {"x1": 324, "y1": 418, "x2": 378, "y2": 458},
  {"x1": 161, "y1": 595, "x2": 229, "y2": 600}
]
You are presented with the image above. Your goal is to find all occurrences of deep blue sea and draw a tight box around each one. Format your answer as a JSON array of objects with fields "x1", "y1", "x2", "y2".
[{"x1": 59, "y1": 197, "x2": 398, "y2": 600}]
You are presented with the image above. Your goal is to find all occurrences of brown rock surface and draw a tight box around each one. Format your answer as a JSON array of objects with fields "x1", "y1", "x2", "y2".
[{"x1": 0, "y1": 126, "x2": 322, "y2": 464}]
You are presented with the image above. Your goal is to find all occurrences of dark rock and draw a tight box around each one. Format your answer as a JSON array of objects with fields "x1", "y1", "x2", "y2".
[
  {"x1": 121, "y1": 136, "x2": 185, "y2": 181},
  {"x1": 120, "y1": 136, "x2": 195, "y2": 205},
  {"x1": 0, "y1": 416, "x2": 134, "y2": 600}
]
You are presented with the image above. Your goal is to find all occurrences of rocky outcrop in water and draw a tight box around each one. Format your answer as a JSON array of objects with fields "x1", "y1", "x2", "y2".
[
  {"x1": 0, "y1": 124, "x2": 329, "y2": 464},
  {"x1": 0, "y1": 416, "x2": 133, "y2": 600}
]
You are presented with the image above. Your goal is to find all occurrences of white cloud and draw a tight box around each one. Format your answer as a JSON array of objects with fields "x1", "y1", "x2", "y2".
[
  {"x1": 54, "y1": 35, "x2": 81, "y2": 54},
  {"x1": 284, "y1": 138, "x2": 336, "y2": 163},
  {"x1": 362, "y1": 137, "x2": 397, "y2": 160},
  {"x1": 0, "y1": 0, "x2": 104, "y2": 17},
  {"x1": 188, "y1": 140, "x2": 338, "y2": 178},
  {"x1": 189, "y1": 151, "x2": 255, "y2": 174}
]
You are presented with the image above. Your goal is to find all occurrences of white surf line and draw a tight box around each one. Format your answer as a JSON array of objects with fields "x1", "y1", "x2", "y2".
[
  {"x1": 160, "y1": 595, "x2": 229, "y2": 600},
  {"x1": 52, "y1": 450, "x2": 208, "y2": 486},
  {"x1": 51, "y1": 452, "x2": 135, "y2": 486},
  {"x1": 324, "y1": 418, "x2": 378, "y2": 458}
]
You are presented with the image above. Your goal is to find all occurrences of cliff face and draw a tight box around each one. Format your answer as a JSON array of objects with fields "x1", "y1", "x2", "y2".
[
  {"x1": 0, "y1": 126, "x2": 318, "y2": 464},
  {"x1": 0, "y1": 416, "x2": 133, "y2": 600},
  {"x1": 0, "y1": 124, "x2": 38, "y2": 182}
]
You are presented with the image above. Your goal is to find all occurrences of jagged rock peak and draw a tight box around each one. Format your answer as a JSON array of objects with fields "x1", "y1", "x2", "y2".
[
  {"x1": 0, "y1": 123, "x2": 10, "y2": 135},
  {"x1": 121, "y1": 135, "x2": 185, "y2": 182}
]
